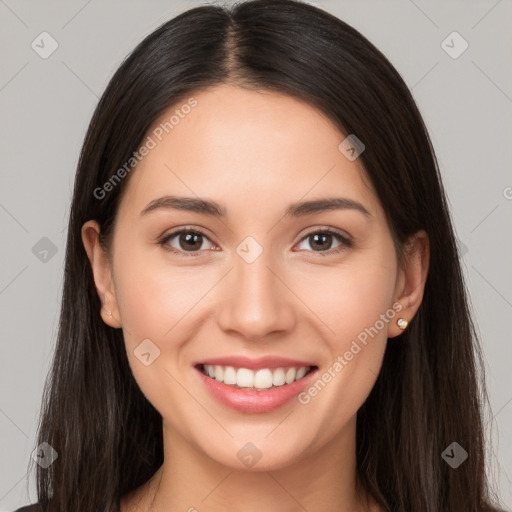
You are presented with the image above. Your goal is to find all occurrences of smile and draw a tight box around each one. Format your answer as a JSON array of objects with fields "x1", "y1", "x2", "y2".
[
  {"x1": 199, "y1": 364, "x2": 314, "y2": 390},
  {"x1": 194, "y1": 358, "x2": 319, "y2": 413}
]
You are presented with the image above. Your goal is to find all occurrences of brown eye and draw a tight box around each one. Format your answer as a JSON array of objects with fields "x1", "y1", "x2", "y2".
[
  {"x1": 308, "y1": 233, "x2": 335, "y2": 251},
  {"x1": 176, "y1": 232, "x2": 204, "y2": 251},
  {"x1": 160, "y1": 230, "x2": 215, "y2": 254},
  {"x1": 295, "y1": 229, "x2": 351, "y2": 254}
]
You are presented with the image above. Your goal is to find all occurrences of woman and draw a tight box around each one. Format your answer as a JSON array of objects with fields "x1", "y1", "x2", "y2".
[{"x1": 16, "y1": 0, "x2": 504, "y2": 511}]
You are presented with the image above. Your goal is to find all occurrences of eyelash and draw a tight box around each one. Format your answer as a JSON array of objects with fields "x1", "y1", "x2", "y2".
[{"x1": 157, "y1": 227, "x2": 352, "y2": 257}]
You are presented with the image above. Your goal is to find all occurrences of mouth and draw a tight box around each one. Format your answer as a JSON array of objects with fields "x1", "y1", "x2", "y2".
[
  {"x1": 196, "y1": 363, "x2": 317, "y2": 391},
  {"x1": 193, "y1": 355, "x2": 319, "y2": 413}
]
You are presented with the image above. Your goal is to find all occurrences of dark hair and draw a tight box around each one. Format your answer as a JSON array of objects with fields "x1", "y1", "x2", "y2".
[{"x1": 29, "y1": 1, "x2": 502, "y2": 511}]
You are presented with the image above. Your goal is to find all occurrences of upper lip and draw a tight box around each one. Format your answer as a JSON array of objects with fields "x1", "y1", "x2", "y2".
[{"x1": 195, "y1": 355, "x2": 316, "y2": 370}]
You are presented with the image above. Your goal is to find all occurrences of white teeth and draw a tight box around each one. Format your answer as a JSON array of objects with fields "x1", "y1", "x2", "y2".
[
  {"x1": 254, "y1": 369, "x2": 273, "y2": 389},
  {"x1": 236, "y1": 368, "x2": 254, "y2": 388},
  {"x1": 285, "y1": 367, "x2": 296, "y2": 384},
  {"x1": 201, "y1": 364, "x2": 312, "y2": 390},
  {"x1": 223, "y1": 366, "x2": 237, "y2": 385},
  {"x1": 272, "y1": 368, "x2": 286, "y2": 386},
  {"x1": 296, "y1": 367, "x2": 308, "y2": 380}
]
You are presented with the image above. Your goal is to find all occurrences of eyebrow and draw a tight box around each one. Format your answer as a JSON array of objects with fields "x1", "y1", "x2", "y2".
[{"x1": 140, "y1": 195, "x2": 372, "y2": 219}]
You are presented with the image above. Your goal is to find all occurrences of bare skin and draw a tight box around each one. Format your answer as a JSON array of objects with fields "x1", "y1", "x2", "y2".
[{"x1": 82, "y1": 84, "x2": 429, "y2": 512}]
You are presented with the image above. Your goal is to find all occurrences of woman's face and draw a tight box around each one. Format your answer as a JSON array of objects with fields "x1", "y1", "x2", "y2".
[{"x1": 85, "y1": 84, "x2": 420, "y2": 470}]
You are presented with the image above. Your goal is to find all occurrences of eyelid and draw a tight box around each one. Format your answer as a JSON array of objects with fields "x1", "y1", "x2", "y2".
[
  {"x1": 158, "y1": 225, "x2": 352, "y2": 256},
  {"x1": 157, "y1": 226, "x2": 217, "y2": 256},
  {"x1": 293, "y1": 226, "x2": 352, "y2": 255},
  {"x1": 297, "y1": 225, "x2": 352, "y2": 244}
]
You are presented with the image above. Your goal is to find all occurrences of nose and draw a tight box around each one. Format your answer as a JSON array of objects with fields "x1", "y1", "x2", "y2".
[{"x1": 215, "y1": 252, "x2": 296, "y2": 342}]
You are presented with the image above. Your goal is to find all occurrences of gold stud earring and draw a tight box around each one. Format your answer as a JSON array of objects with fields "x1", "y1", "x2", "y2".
[{"x1": 397, "y1": 318, "x2": 408, "y2": 330}]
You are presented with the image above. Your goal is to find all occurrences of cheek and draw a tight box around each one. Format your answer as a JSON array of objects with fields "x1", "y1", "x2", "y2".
[
  {"x1": 113, "y1": 247, "x2": 207, "y2": 345},
  {"x1": 295, "y1": 254, "x2": 397, "y2": 347},
  {"x1": 295, "y1": 251, "x2": 397, "y2": 430},
  {"x1": 112, "y1": 248, "x2": 202, "y2": 419}
]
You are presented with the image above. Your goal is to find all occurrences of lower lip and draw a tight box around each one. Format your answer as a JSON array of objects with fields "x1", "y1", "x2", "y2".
[{"x1": 195, "y1": 366, "x2": 318, "y2": 414}]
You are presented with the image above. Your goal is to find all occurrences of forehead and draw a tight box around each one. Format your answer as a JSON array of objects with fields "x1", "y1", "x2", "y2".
[{"x1": 117, "y1": 84, "x2": 383, "y2": 222}]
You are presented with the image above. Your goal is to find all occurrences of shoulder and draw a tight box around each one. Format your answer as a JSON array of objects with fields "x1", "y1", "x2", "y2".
[{"x1": 12, "y1": 505, "x2": 43, "y2": 512}]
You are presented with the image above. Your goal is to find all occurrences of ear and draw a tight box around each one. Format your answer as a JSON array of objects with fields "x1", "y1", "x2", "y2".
[
  {"x1": 81, "y1": 220, "x2": 121, "y2": 328},
  {"x1": 388, "y1": 230, "x2": 430, "y2": 338}
]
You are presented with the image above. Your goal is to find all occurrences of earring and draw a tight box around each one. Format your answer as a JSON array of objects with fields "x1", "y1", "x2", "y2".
[
  {"x1": 103, "y1": 308, "x2": 113, "y2": 319},
  {"x1": 397, "y1": 318, "x2": 408, "y2": 330}
]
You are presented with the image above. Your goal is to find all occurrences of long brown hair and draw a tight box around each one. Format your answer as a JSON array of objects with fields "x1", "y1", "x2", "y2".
[{"x1": 30, "y1": 1, "x2": 503, "y2": 510}]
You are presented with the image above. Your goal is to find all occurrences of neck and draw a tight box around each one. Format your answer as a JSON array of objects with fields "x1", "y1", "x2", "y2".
[{"x1": 122, "y1": 415, "x2": 375, "y2": 512}]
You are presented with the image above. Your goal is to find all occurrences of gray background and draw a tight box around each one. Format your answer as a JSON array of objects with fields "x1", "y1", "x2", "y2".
[{"x1": 1, "y1": 0, "x2": 511, "y2": 510}]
